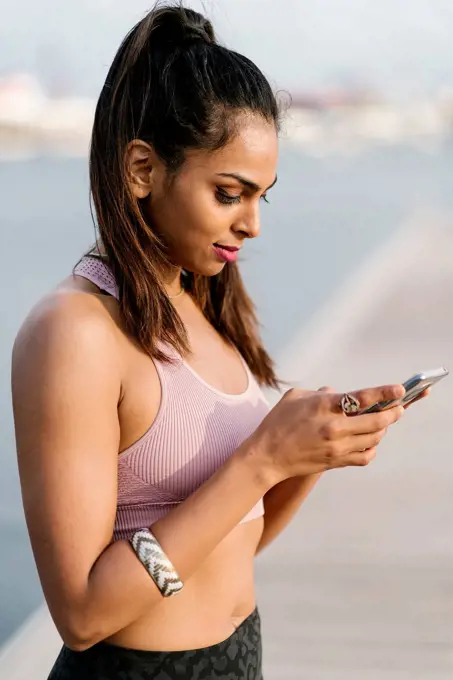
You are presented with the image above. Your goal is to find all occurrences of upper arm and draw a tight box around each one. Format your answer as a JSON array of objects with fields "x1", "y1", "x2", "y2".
[{"x1": 11, "y1": 292, "x2": 122, "y2": 634}]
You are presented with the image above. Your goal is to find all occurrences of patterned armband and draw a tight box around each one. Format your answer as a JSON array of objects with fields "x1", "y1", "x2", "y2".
[{"x1": 130, "y1": 528, "x2": 184, "y2": 597}]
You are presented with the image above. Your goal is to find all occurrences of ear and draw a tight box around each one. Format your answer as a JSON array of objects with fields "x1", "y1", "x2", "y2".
[{"x1": 125, "y1": 140, "x2": 158, "y2": 199}]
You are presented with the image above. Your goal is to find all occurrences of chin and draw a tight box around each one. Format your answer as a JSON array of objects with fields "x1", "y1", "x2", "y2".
[
  {"x1": 206, "y1": 261, "x2": 226, "y2": 276},
  {"x1": 183, "y1": 259, "x2": 226, "y2": 277}
]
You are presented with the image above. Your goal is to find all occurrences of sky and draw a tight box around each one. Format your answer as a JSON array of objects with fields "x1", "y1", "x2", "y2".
[{"x1": 2, "y1": 0, "x2": 453, "y2": 98}]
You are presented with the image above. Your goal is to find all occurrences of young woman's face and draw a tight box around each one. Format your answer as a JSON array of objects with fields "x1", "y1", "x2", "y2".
[{"x1": 143, "y1": 115, "x2": 278, "y2": 276}]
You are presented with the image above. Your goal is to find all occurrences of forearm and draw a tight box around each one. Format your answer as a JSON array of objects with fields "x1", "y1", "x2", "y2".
[
  {"x1": 73, "y1": 441, "x2": 274, "y2": 648},
  {"x1": 256, "y1": 473, "x2": 322, "y2": 553}
]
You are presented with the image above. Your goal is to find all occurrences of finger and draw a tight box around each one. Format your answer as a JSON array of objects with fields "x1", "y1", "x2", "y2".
[
  {"x1": 345, "y1": 405, "x2": 404, "y2": 434},
  {"x1": 347, "y1": 384, "x2": 406, "y2": 410},
  {"x1": 403, "y1": 387, "x2": 431, "y2": 409},
  {"x1": 342, "y1": 428, "x2": 387, "y2": 453},
  {"x1": 342, "y1": 447, "x2": 377, "y2": 467}
]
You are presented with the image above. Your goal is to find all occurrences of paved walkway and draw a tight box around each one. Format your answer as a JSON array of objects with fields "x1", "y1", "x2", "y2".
[
  {"x1": 1, "y1": 214, "x2": 452, "y2": 678},
  {"x1": 259, "y1": 213, "x2": 453, "y2": 678}
]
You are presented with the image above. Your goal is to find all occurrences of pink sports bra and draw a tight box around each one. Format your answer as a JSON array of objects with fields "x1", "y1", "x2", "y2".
[{"x1": 73, "y1": 256, "x2": 268, "y2": 540}]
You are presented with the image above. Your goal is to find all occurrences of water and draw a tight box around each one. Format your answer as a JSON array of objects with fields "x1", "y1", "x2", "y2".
[{"x1": 1, "y1": 142, "x2": 452, "y2": 645}]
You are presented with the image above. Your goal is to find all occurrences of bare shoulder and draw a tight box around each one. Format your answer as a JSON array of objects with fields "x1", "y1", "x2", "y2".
[{"x1": 12, "y1": 287, "x2": 122, "y2": 387}]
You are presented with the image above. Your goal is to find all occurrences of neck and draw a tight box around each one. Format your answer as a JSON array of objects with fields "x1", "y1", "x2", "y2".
[{"x1": 164, "y1": 266, "x2": 184, "y2": 298}]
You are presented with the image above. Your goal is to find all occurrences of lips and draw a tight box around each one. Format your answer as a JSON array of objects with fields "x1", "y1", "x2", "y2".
[{"x1": 213, "y1": 243, "x2": 240, "y2": 263}]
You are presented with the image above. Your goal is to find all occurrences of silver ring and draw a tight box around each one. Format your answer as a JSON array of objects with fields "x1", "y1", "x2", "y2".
[{"x1": 340, "y1": 393, "x2": 361, "y2": 415}]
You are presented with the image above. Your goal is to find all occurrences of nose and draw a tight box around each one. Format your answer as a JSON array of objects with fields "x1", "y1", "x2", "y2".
[{"x1": 232, "y1": 203, "x2": 261, "y2": 240}]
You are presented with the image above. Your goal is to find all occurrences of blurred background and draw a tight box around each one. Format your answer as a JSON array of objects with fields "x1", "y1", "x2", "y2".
[{"x1": 1, "y1": 1, "x2": 453, "y2": 678}]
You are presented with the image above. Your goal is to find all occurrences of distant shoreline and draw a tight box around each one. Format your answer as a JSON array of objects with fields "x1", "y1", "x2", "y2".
[
  {"x1": 0, "y1": 125, "x2": 89, "y2": 161},
  {"x1": 2, "y1": 101, "x2": 452, "y2": 161}
]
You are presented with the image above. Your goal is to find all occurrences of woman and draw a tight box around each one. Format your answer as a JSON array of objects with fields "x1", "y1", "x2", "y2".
[{"x1": 12, "y1": 4, "x2": 408, "y2": 679}]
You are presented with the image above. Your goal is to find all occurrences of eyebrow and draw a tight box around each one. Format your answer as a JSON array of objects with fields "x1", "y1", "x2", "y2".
[{"x1": 216, "y1": 172, "x2": 278, "y2": 193}]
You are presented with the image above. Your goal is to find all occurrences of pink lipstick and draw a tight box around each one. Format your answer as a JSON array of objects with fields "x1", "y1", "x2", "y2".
[{"x1": 213, "y1": 244, "x2": 240, "y2": 263}]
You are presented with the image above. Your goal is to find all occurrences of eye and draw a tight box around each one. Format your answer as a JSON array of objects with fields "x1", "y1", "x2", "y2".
[{"x1": 215, "y1": 188, "x2": 241, "y2": 205}]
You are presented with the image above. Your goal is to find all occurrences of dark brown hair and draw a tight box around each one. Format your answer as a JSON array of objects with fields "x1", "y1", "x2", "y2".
[{"x1": 88, "y1": 2, "x2": 280, "y2": 388}]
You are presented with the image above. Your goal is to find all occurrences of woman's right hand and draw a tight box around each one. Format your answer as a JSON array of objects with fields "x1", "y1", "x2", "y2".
[{"x1": 252, "y1": 384, "x2": 406, "y2": 483}]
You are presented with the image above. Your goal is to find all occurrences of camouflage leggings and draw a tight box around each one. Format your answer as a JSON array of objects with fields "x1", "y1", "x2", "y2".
[{"x1": 47, "y1": 608, "x2": 262, "y2": 679}]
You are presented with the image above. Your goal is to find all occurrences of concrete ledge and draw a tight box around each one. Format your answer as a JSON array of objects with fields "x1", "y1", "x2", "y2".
[{"x1": 0, "y1": 606, "x2": 61, "y2": 679}]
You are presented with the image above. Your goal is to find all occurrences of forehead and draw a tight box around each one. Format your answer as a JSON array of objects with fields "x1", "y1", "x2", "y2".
[{"x1": 184, "y1": 116, "x2": 278, "y2": 186}]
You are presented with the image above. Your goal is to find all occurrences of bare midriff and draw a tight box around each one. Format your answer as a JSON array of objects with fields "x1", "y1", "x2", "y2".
[{"x1": 105, "y1": 517, "x2": 264, "y2": 651}]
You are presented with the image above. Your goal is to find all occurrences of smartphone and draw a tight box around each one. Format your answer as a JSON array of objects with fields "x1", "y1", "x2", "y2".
[{"x1": 359, "y1": 367, "x2": 449, "y2": 414}]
